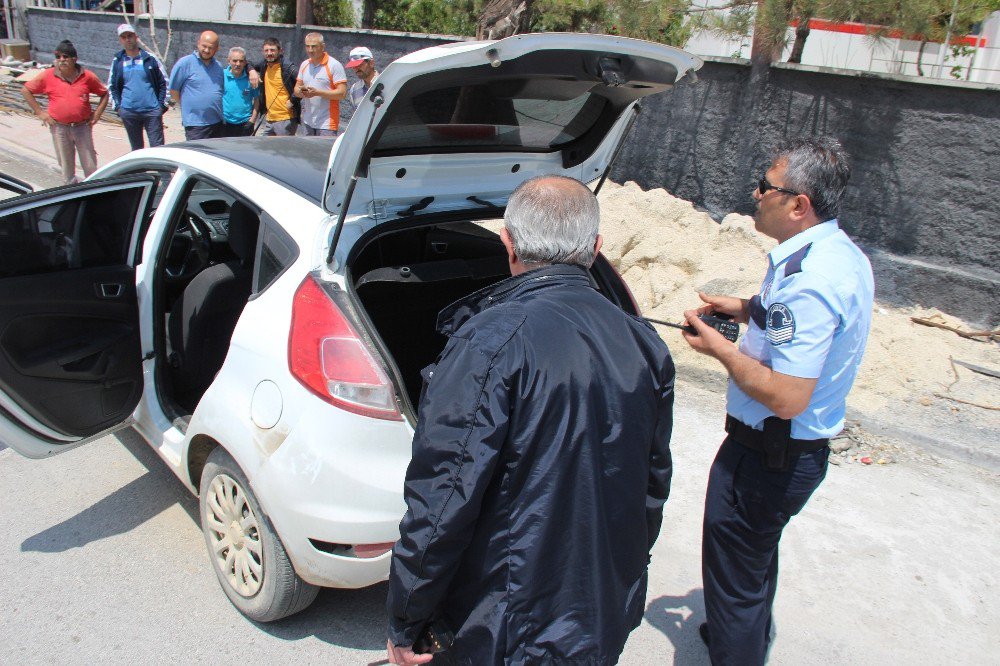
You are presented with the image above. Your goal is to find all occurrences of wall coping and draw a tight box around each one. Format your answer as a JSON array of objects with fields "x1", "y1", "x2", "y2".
[{"x1": 25, "y1": 6, "x2": 474, "y2": 43}]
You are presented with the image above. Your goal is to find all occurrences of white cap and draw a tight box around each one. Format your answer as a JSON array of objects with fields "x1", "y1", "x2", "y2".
[
  {"x1": 117, "y1": 23, "x2": 136, "y2": 37},
  {"x1": 346, "y1": 46, "x2": 373, "y2": 68}
]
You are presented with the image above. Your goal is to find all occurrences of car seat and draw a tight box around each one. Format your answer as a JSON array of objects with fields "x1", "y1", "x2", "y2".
[{"x1": 167, "y1": 200, "x2": 259, "y2": 406}]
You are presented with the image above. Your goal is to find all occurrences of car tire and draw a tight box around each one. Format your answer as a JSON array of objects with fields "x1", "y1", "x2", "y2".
[{"x1": 198, "y1": 447, "x2": 319, "y2": 622}]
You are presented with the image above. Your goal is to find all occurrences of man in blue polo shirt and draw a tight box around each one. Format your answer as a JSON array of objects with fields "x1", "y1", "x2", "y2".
[
  {"x1": 222, "y1": 47, "x2": 259, "y2": 137},
  {"x1": 108, "y1": 23, "x2": 168, "y2": 150},
  {"x1": 169, "y1": 31, "x2": 224, "y2": 140},
  {"x1": 682, "y1": 137, "x2": 874, "y2": 665}
]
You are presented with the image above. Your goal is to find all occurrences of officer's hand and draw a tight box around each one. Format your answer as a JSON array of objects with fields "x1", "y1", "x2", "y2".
[
  {"x1": 681, "y1": 308, "x2": 733, "y2": 357},
  {"x1": 697, "y1": 291, "x2": 748, "y2": 324},
  {"x1": 387, "y1": 640, "x2": 433, "y2": 665}
]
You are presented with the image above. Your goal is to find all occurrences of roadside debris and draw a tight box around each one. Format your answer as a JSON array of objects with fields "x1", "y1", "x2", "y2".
[
  {"x1": 910, "y1": 315, "x2": 1000, "y2": 342},
  {"x1": 826, "y1": 420, "x2": 930, "y2": 467}
]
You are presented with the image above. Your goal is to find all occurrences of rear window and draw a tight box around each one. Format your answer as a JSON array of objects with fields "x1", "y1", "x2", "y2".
[{"x1": 375, "y1": 81, "x2": 609, "y2": 153}]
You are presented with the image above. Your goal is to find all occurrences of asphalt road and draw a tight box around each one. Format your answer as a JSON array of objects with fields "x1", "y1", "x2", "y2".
[{"x1": 2, "y1": 378, "x2": 998, "y2": 664}]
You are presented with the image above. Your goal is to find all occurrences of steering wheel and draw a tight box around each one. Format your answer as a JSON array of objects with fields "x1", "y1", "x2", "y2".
[{"x1": 164, "y1": 211, "x2": 212, "y2": 283}]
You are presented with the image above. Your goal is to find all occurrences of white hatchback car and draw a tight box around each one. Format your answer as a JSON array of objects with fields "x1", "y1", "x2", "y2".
[{"x1": 0, "y1": 34, "x2": 700, "y2": 621}]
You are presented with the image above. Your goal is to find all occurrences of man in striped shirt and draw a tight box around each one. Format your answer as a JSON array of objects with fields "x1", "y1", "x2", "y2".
[{"x1": 293, "y1": 32, "x2": 347, "y2": 137}]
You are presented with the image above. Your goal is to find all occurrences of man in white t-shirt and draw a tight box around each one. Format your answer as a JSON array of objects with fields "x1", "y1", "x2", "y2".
[{"x1": 293, "y1": 32, "x2": 347, "y2": 136}]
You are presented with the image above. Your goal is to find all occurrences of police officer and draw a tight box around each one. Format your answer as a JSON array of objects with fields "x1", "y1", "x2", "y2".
[{"x1": 682, "y1": 137, "x2": 874, "y2": 665}]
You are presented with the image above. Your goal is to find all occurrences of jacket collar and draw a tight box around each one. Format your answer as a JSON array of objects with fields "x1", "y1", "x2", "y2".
[
  {"x1": 768, "y1": 219, "x2": 839, "y2": 269},
  {"x1": 437, "y1": 263, "x2": 592, "y2": 335}
]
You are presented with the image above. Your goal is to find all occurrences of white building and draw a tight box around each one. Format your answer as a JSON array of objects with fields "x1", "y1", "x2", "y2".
[{"x1": 684, "y1": 9, "x2": 1000, "y2": 84}]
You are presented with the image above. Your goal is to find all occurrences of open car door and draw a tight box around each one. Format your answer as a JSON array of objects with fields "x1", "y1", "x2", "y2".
[{"x1": 0, "y1": 175, "x2": 157, "y2": 458}]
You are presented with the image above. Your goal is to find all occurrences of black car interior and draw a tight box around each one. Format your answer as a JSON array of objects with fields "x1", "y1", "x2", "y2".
[{"x1": 160, "y1": 179, "x2": 262, "y2": 413}]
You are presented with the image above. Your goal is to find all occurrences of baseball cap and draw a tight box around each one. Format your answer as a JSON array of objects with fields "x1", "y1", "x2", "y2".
[
  {"x1": 117, "y1": 23, "x2": 137, "y2": 37},
  {"x1": 346, "y1": 46, "x2": 373, "y2": 68}
]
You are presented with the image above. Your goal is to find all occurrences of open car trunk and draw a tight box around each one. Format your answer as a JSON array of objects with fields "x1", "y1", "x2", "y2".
[{"x1": 347, "y1": 220, "x2": 638, "y2": 416}]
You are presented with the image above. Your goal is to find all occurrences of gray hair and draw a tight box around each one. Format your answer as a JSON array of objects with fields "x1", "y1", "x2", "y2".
[
  {"x1": 772, "y1": 137, "x2": 850, "y2": 221},
  {"x1": 305, "y1": 32, "x2": 325, "y2": 44},
  {"x1": 228, "y1": 47, "x2": 246, "y2": 59},
  {"x1": 503, "y1": 176, "x2": 600, "y2": 268}
]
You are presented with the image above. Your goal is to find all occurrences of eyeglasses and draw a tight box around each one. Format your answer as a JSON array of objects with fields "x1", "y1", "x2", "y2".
[{"x1": 758, "y1": 176, "x2": 800, "y2": 197}]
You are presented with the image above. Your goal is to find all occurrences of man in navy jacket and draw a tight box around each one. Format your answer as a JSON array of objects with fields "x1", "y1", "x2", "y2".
[
  {"x1": 386, "y1": 176, "x2": 675, "y2": 665},
  {"x1": 107, "y1": 23, "x2": 168, "y2": 150}
]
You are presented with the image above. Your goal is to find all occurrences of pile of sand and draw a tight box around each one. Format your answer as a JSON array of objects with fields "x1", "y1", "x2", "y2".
[{"x1": 596, "y1": 181, "x2": 999, "y2": 420}]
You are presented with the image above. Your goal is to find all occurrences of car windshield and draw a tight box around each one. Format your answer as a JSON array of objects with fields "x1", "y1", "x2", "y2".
[{"x1": 375, "y1": 80, "x2": 609, "y2": 153}]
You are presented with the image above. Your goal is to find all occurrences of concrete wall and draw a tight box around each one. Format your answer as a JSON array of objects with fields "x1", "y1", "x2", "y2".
[
  {"x1": 23, "y1": 9, "x2": 1000, "y2": 325},
  {"x1": 613, "y1": 59, "x2": 1000, "y2": 324}
]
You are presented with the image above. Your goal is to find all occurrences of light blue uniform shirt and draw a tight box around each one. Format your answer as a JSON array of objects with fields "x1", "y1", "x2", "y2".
[
  {"x1": 726, "y1": 220, "x2": 874, "y2": 439},
  {"x1": 168, "y1": 51, "x2": 224, "y2": 127},
  {"x1": 222, "y1": 66, "x2": 259, "y2": 124}
]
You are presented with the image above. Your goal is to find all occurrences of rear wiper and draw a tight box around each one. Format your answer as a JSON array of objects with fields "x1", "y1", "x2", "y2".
[
  {"x1": 466, "y1": 195, "x2": 501, "y2": 212},
  {"x1": 398, "y1": 196, "x2": 434, "y2": 217}
]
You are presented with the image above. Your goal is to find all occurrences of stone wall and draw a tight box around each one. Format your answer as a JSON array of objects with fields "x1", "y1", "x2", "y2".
[{"x1": 23, "y1": 8, "x2": 1000, "y2": 324}]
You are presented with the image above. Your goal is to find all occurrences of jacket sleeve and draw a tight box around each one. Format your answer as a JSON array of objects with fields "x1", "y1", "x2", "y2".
[
  {"x1": 107, "y1": 57, "x2": 120, "y2": 111},
  {"x1": 646, "y1": 353, "x2": 675, "y2": 553},
  {"x1": 387, "y1": 312, "x2": 522, "y2": 646},
  {"x1": 154, "y1": 55, "x2": 169, "y2": 109}
]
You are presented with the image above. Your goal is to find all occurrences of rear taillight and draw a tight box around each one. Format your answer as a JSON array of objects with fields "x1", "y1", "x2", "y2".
[{"x1": 289, "y1": 276, "x2": 402, "y2": 421}]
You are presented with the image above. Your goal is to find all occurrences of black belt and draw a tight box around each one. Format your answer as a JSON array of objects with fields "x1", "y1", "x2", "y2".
[{"x1": 725, "y1": 415, "x2": 828, "y2": 458}]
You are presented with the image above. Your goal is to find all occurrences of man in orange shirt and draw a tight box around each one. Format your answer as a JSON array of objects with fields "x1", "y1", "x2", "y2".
[
  {"x1": 293, "y1": 32, "x2": 347, "y2": 137},
  {"x1": 22, "y1": 40, "x2": 109, "y2": 184}
]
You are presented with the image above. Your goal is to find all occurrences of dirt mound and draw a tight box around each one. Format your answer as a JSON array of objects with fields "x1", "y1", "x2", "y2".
[{"x1": 597, "y1": 181, "x2": 999, "y2": 426}]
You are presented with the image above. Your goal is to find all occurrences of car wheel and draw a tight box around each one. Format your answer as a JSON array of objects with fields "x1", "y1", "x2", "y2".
[{"x1": 199, "y1": 447, "x2": 319, "y2": 622}]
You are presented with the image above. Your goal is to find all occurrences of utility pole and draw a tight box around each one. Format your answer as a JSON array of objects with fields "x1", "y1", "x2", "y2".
[{"x1": 297, "y1": 0, "x2": 314, "y2": 27}]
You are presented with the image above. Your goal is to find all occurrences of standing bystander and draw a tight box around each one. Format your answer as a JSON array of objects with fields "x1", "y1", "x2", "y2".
[
  {"x1": 293, "y1": 33, "x2": 347, "y2": 137},
  {"x1": 168, "y1": 31, "x2": 225, "y2": 140},
  {"x1": 385, "y1": 176, "x2": 675, "y2": 666},
  {"x1": 107, "y1": 23, "x2": 168, "y2": 150},
  {"x1": 222, "y1": 47, "x2": 259, "y2": 137},
  {"x1": 682, "y1": 137, "x2": 874, "y2": 665},
  {"x1": 345, "y1": 46, "x2": 378, "y2": 116},
  {"x1": 21, "y1": 40, "x2": 109, "y2": 184},
  {"x1": 251, "y1": 38, "x2": 299, "y2": 136}
]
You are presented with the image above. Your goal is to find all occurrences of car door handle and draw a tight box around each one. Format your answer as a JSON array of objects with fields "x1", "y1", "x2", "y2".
[{"x1": 98, "y1": 283, "x2": 124, "y2": 298}]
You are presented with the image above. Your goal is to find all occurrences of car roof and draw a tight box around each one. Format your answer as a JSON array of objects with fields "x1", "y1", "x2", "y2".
[{"x1": 175, "y1": 137, "x2": 334, "y2": 206}]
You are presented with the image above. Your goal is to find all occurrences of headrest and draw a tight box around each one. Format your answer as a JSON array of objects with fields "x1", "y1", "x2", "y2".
[{"x1": 227, "y1": 201, "x2": 259, "y2": 265}]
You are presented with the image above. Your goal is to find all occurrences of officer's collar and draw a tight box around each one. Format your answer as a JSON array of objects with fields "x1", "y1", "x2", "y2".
[
  {"x1": 768, "y1": 219, "x2": 839, "y2": 269},
  {"x1": 436, "y1": 263, "x2": 591, "y2": 336}
]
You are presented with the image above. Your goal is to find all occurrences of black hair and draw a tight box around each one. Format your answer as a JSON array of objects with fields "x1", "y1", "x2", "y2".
[{"x1": 54, "y1": 40, "x2": 77, "y2": 59}]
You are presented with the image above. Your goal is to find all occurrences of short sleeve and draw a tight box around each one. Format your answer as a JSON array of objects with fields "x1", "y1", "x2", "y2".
[
  {"x1": 331, "y1": 60, "x2": 347, "y2": 84},
  {"x1": 23, "y1": 71, "x2": 47, "y2": 94},
  {"x1": 87, "y1": 71, "x2": 108, "y2": 96},
  {"x1": 168, "y1": 61, "x2": 185, "y2": 90},
  {"x1": 765, "y1": 273, "x2": 840, "y2": 379},
  {"x1": 297, "y1": 60, "x2": 308, "y2": 81}
]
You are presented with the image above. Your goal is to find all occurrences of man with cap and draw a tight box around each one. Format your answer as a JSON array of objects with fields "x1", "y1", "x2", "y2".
[
  {"x1": 22, "y1": 40, "x2": 108, "y2": 184},
  {"x1": 345, "y1": 46, "x2": 378, "y2": 116},
  {"x1": 168, "y1": 31, "x2": 225, "y2": 140},
  {"x1": 108, "y1": 23, "x2": 169, "y2": 150}
]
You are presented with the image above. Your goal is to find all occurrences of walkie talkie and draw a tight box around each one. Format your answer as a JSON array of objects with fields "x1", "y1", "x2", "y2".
[{"x1": 645, "y1": 313, "x2": 741, "y2": 343}]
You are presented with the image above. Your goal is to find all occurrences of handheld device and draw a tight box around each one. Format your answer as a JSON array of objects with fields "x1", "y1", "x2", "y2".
[{"x1": 645, "y1": 314, "x2": 740, "y2": 343}]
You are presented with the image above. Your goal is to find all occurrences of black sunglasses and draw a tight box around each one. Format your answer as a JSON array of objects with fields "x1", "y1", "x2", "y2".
[{"x1": 758, "y1": 176, "x2": 800, "y2": 197}]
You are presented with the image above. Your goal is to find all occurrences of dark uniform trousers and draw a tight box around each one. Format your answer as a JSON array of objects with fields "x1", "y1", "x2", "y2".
[{"x1": 702, "y1": 435, "x2": 829, "y2": 665}]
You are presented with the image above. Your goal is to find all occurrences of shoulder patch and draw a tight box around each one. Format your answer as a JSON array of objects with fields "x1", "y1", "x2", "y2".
[{"x1": 765, "y1": 302, "x2": 795, "y2": 345}]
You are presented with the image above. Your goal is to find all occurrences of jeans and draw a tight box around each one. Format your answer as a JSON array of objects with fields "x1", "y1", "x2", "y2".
[
  {"x1": 296, "y1": 123, "x2": 337, "y2": 137},
  {"x1": 49, "y1": 122, "x2": 97, "y2": 184},
  {"x1": 222, "y1": 121, "x2": 253, "y2": 137},
  {"x1": 117, "y1": 108, "x2": 165, "y2": 150},
  {"x1": 184, "y1": 123, "x2": 223, "y2": 141},
  {"x1": 261, "y1": 118, "x2": 297, "y2": 136}
]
